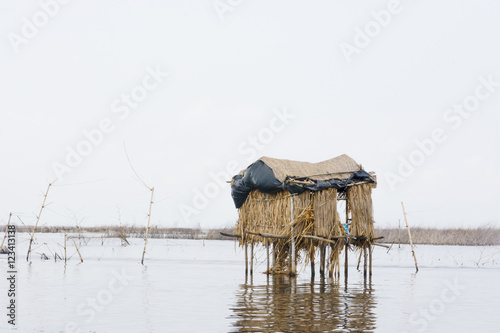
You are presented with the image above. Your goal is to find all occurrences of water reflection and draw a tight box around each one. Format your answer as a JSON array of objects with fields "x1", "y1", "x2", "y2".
[{"x1": 230, "y1": 277, "x2": 376, "y2": 332}]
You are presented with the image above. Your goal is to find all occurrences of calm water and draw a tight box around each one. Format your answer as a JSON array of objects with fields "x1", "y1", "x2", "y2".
[
  {"x1": 231, "y1": 277, "x2": 376, "y2": 332},
  {"x1": 1, "y1": 235, "x2": 500, "y2": 332}
]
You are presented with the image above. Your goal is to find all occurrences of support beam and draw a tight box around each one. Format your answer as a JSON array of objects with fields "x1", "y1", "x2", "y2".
[
  {"x1": 302, "y1": 234, "x2": 339, "y2": 244},
  {"x1": 344, "y1": 244, "x2": 348, "y2": 280},
  {"x1": 369, "y1": 243, "x2": 373, "y2": 277},
  {"x1": 266, "y1": 239, "x2": 270, "y2": 274},
  {"x1": 319, "y1": 245, "x2": 325, "y2": 277},
  {"x1": 245, "y1": 230, "x2": 288, "y2": 240},
  {"x1": 245, "y1": 243, "x2": 248, "y2": 276},
  {"x1": 328, "y1": 244, "x2": 334, "y2": 278},
  {"x1": 363, "y1": 245, "x2": 368, "y2": 279},
  {"x1": 250, "y1": 243, "x2": 254, "y2": 275},
  {"x1": 220, "y1": 232, "x2": 241, "y2": 238},
  {"x1": 310, "y1": 242, "x2": 315, "y2": 279},
  {"x1": 290, "y1": 195, "x2": 296, "y2": 277},
  {"x1": 272, "y1": 242, "x2": 277, "y2": 274},
  {"x1": 344, "y1": 194, "x2": 349, "y2": 281}
]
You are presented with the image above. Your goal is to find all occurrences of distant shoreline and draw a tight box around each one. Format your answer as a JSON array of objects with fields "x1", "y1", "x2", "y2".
[{"x1": 3, "y1": 225, "x2": 499, "y2": 246}]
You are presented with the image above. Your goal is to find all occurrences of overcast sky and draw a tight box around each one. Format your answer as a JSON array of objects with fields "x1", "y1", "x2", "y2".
[{"x1": 1, "y1": 0, "x2": 499, "y2": 230}]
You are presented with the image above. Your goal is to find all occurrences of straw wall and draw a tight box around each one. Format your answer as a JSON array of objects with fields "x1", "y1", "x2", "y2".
[
  {"x1": 347, "y1": 183, "x2": 375, "y2": 240},
  {"x1": 236, "y1": 189, "x2": 345, "y2": 244}
]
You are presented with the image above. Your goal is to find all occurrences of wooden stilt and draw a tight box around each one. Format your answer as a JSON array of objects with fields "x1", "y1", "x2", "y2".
[
  {"x1": 250, "y1": 243, "x2": 254, "y2": 275},
  {"x1": 363, "y1": 245, "x2": 368, "y2": 279},
  {"x1": 245, "y1": 243, "x2": 248, "y2": 276},
  {"x1": 272, "y1": 242, "x2": 276, "y2": 274},
  {"x1": 344, "y1": 243, "x2": 348, "y2": 280},
  {"x1": 369, "y1": 243, "x2": 373, "y2": 277},
  {"x1": 310, "y1": 242, "x2": 315, "y2": 279},
  {"x1": 344, "y1": 194, "x2": 349, "y2": 281},
  {"x1": 337, "y1": 250, "x2": 341, "y2": 279},
  {"x1": 319, "y1": 244, "x2": 325, "y2": 277},
  {"x1": 266, "y1": 239, "x2": 270, "y2": 274},
  {"x1": 328, "y1": 244, "x2": 334, "y2": 278},
  {"x1": 290, "y1": 195, "x2": 296, "y2": 277}
]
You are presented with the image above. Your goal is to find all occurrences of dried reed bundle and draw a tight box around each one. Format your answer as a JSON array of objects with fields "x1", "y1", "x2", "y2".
[{"x1": 347, "y1": 183, "x2": 375, "y2": 241}]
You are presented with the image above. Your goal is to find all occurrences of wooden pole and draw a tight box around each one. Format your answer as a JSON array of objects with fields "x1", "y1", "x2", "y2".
[
  {"x1": 250, "y1": 243, "x2": 254, "y2": 275},
  {"x1": 344, "y1": 244, "x2": 348, "y2": 279},
  {"x1": 319, "y1": 244, "x2": 325, "y2": 276},
  {"x1": 344, "y1": 196, "x2": 349, "y2": 280},
  {"x1": 369, "y1": 243, "x2": 373, "y2": 277},
  {"x1": 290, "y1": 195, "x2": 296, "y2": 277},
  {"x1": 27, "y1": 183, "x2": 52, "y2": 261},
  {"x1": 310, "y1": 242, "x2": 315, "y2": 279},
  {"x1": 0, "y1": 212, "x2": 13, "y2": 249},
  {"x1": 141, "y1": 187, "x2": 154, "y2": 265},
  {"x1": 245, "y1": 242, "x2": 248, "y2": 276},
  {"x1": 363, "y1": 245, "x2": 368, "y2": 279},
  {"x1": 337, "y1": 250, "x2": 341, "y2": 279},
  {"x1": 73, "y1": 240, "x2": 83, "y2": 263},
  {"x1": 266, "y1": 239, "x2": 270, "y2": 274},
  {"x1": 328, "y1": 244, "x2": 334, "y2": 278},
  {"x1": 356, "y1": 247, "x2": 363, "y2": 270},
  {"x1": 401, "y1": 202, "x2": 419, "y2": 273},
  {"x1": 272, "y1": 242, "x2": 276, "y2": 274}
]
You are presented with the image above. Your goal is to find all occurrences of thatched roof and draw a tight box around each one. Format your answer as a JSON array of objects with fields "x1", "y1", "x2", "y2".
[
  {"x1": 258, "y1": 154, "x2": 362, "y2": 182},
  {"x1": 231, "y1": 154, "x2": 375, "y2": 208}
]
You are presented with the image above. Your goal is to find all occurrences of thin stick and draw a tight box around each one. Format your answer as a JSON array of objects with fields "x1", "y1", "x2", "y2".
[
  {"x1": 398, "y1": 218, "x2": 401, "y2": 249},
  {"x1": 357, "y1": 247, "x2": 363, "y2": 270},
  {"x1": 1, "y1": 212, "x2": 13, "y2": 249},
  {"x1": 401, "y1": 202, "x2": 418, "y2": 273},
  {"x1": 141, "y1": 187, "x2": 155, "y2": 265},
  {"x1": 64, "y1": 232, "x2": 67, "y2": 263},
  {"x1": 27, "y1": 183, "x2": 52, "y2": 261},
  {"x1": 73, "y1": 240, "x2": 83, "y2": 263}
]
